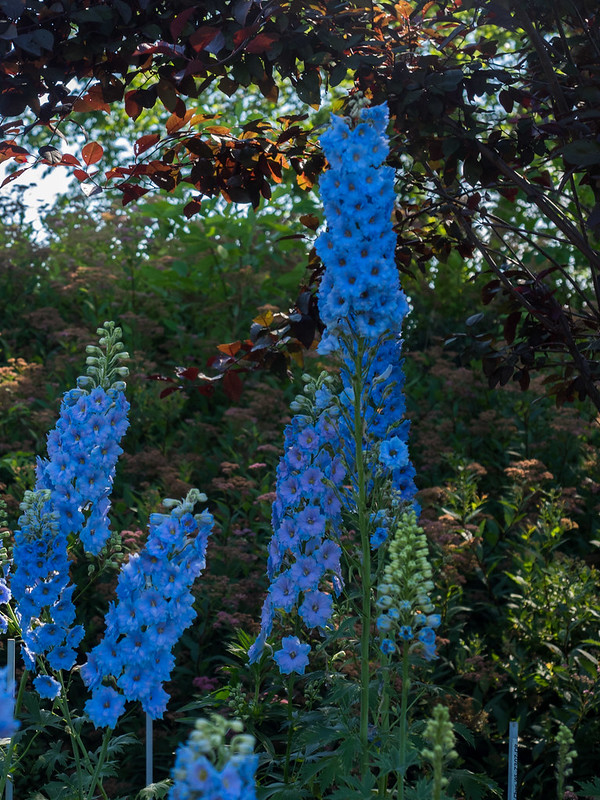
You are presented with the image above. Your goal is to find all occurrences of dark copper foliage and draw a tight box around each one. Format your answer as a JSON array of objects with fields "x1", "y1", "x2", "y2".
[
  {"x1": 0, "y1": 0, "x2": 391, "y2": 204},
  {"x1": 2, "y1": 0, "x2": 600, "y2": 406}
]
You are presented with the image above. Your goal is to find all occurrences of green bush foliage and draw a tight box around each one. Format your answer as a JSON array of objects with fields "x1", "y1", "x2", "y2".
[{"x1": 1, "y1": 182, "x2": 599, "y2": 798}]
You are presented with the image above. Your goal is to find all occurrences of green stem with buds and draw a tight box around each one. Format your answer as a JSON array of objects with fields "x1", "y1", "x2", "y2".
[{"x1": 351, "y1": 339, "x2": 373, "y2": 780}]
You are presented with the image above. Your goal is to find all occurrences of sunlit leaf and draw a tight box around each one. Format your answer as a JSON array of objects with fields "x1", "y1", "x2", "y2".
[
  {"x1": 72, "y1": 85, "x2": 110, "y2": 113},
  {"x1": 189, "y1": 26, "x2": 221, "y2": 52},
  {"x1": 217, "y1": 341, "x2": 242, "y2": 357},
  {"x1": 134, "y1": 134, "x2": 160, "y2": 157},
  {"x1": 253, "y1": 310, "x2": 274, "y2": 327},
  {"x1": 81, "y1": 141, "x2": 103, "y2": 166}
]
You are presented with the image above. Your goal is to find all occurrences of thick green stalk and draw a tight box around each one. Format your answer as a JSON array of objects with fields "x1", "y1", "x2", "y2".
[
  {"x1": 398, "y1": 639, "x2": 410, "y2": 800},
  {"x1": 377, "y1": 654, "x2": 391, "y2": 798},
  {"x1": 351, "y1": 340, "x2": 372, "y2": 780},
  {"x1": 85, "y1": 728, "x2": 112, "y2": 800},
  {"x1": 56, "y1": 686, "x2": 85, "y2": 797},
  {"x1": 432, "y1": 755, "x2": 443, "y2": 800},
  {"x1": 283, "y1": 674, "x2": 295, "y2": 784}
]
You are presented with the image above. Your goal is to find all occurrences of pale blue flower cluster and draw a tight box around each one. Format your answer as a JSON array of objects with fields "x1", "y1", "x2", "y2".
[
  {"x1": 248, "y1": 375, "x2": 345, "y2": 672},
  {"x1": 0, "y1": 575, "x2": 11, "y2": 633},
  {"x1": 81, "y1": 490, "x2": 214, "y2": 726},
  {"x1": 316, "y1": 104, "x2": 417, "y2": 513},
  {"x1": 0, "y1": 665, "x2": 19, "y2": 739},
  {"x1": 169, "y1": 715, "x2": 257, "y2": 800},
  {"x1": 11, "y1": 490, "x2": 83, "y2": 695},
  {"x1": 36, "y1": 384, "x2": 129, "y2": 555},
  {"x1": 5, "y1": 322, "x2": 131, "y2": 700},
  {"x1": 316, "y1": 104, "x2": 407, "y2": 349},
  {"x1": 249, "y1": 106, "x2": 423, "y2": 672}
]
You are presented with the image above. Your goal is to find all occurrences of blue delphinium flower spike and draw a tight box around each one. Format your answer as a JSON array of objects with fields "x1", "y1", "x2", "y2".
[
  {"x1": 315, "y1": 103, "x2": 418, "y2": 507},
  {"x1": 82, "y1": 489, "x2": 214, "y2": 726},
  {"x1": 36, "y1": 321, "x2": 130, "y2": 555},
  {"x1": 248, "y1": 373, "x2": 345, "y2": 672}
]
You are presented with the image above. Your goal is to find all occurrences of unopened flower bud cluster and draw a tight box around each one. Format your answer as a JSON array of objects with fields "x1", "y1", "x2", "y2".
[
  {"x1": 169, "y1": 714, "x2": 258, "y2": 799},
  {"x1": 556, "y1": 722, "x2": 577, "y2": 793},
  {"x1": 375, "y1": 509, "x2": 440, "y2": 659},
  {"x1": 78, "y1": 321, "x2": 130, "y2": 393},
  {"x1": 422, "y1": 704, "x2": 458, "y2": 798}
]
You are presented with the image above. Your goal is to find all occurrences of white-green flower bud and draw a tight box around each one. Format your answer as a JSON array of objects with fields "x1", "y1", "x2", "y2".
[
  {"x1": 422, "y1": 705, "x2": 457, "y2": 800},
  {"x1": 231, "y1": 733, "x2": 255, "y2": 754}
]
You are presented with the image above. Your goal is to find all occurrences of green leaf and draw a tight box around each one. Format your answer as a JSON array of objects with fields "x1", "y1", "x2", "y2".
[
  {"x1": 136, "y1": 780, "x2": 172, "y2": 800},
  {"x1": 447, "y1": 769, "x2": 502, "y2": 800},
  {"x1": 295, "y1": 70, "x2": 321, "y2": 106},
  {"x1": 105, "y1": 732, "x2": 138, "y2": 757},
  {"x1": 257, "y1": 783, "x2": 310, "y2": 800},
  {"x1": 576, "y1": 778, "x2": 600, "y2": 798},
  {"x1": 453, "y1": 721, "x2": 475, "y2": 748},
  {"x1": 561, "y1": 140, "x2": 600, "y2": 167}
]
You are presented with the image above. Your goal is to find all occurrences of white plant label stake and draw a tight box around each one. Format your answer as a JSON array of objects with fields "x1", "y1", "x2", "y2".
[{"x1": 508, "y1": 720, "x2": 518, "y2": 800}]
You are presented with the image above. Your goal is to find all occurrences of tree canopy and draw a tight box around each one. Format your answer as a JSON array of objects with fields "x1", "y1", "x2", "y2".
[{"x1": 2, "y1": 0, "x2": 600, "y2": 407}]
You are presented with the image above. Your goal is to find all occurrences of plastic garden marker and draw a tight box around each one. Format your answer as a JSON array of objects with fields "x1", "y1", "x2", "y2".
[
  {"x1": 146, "y1": 713, "x2": 153, "y2": 787},
  {"x1": 5, "y1": 639, "x2": 15, "y2": 800},
  {"x1": 508, "y1": 720, "x2": 518, "y2": 800}
]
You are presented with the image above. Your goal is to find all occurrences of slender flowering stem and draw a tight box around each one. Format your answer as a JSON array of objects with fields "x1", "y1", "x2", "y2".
[
  {"x1": 283, "y1": 673, "x2": 296, "y2": 784},
  {"x1": 377, "y1": 653, "x2": 392, "y2": 798},
  {"x1": 56, "y1": 679, "x2": 85, "y2": 796},
  {"x1": 351, "y1": 339, "x2": 373, "y2": 778},
  {"x1": 398, "y1": 639, "x2": 411, "y2": 800},
  {"x1": 56, "y1": 672, "x2": 111, "y2": 800},
  {"x1": 85, "y1": 728, "x2": 112, "y2": 800}
]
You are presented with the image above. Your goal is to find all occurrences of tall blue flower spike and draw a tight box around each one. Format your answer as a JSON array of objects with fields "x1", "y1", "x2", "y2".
[
  {"x1": 248, "y1": 373, "x2": 345, "y2": 669},
  {"x1": 249, "y1": 103, "x2": 418, "y2": 675},
  {"x1": 35, "y1": 321, "x2": 130, "y2": 555},
  {"x1": 9, "y1": 322, "x2": 129, "y2": 697},
  {"x1": 82, "y1": 489, "x2": 214, "y2": 726},
  {"x1": 316, "y1": 103, "x2": 418, "y2": 508}
]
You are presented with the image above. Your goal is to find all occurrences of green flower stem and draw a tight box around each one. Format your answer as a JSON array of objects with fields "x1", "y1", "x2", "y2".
[
  {"x1": 56, "y1": 677, "x2": 110, "y2": 800},
  {"x1": 85, "y1": 728, "x2": 112, "y2": 800},
  {"x1": 351, "y1": 339, "x2": 372, "y2": 780},
  {"x1": 377, "y1": 654, "x2": 392, "y2": 798},
  {"x1": 56, "y1": 687, "x2": 85, "y2": 797},
  {"x1": 4, "y1": 728, "x2": 43, "y2": 779},
  {"x1": 283, "y1": 673, "x2": 296, "y2": 784},
  {"x1": 555, "y1": 723, "x2": 577, "y2": 800},
  {"x1": 398, "y1": 639, "x2": 410, "y2": 800},
  {"x1": 432, "y1": 754, "x2": 443, "y2": 800}
]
